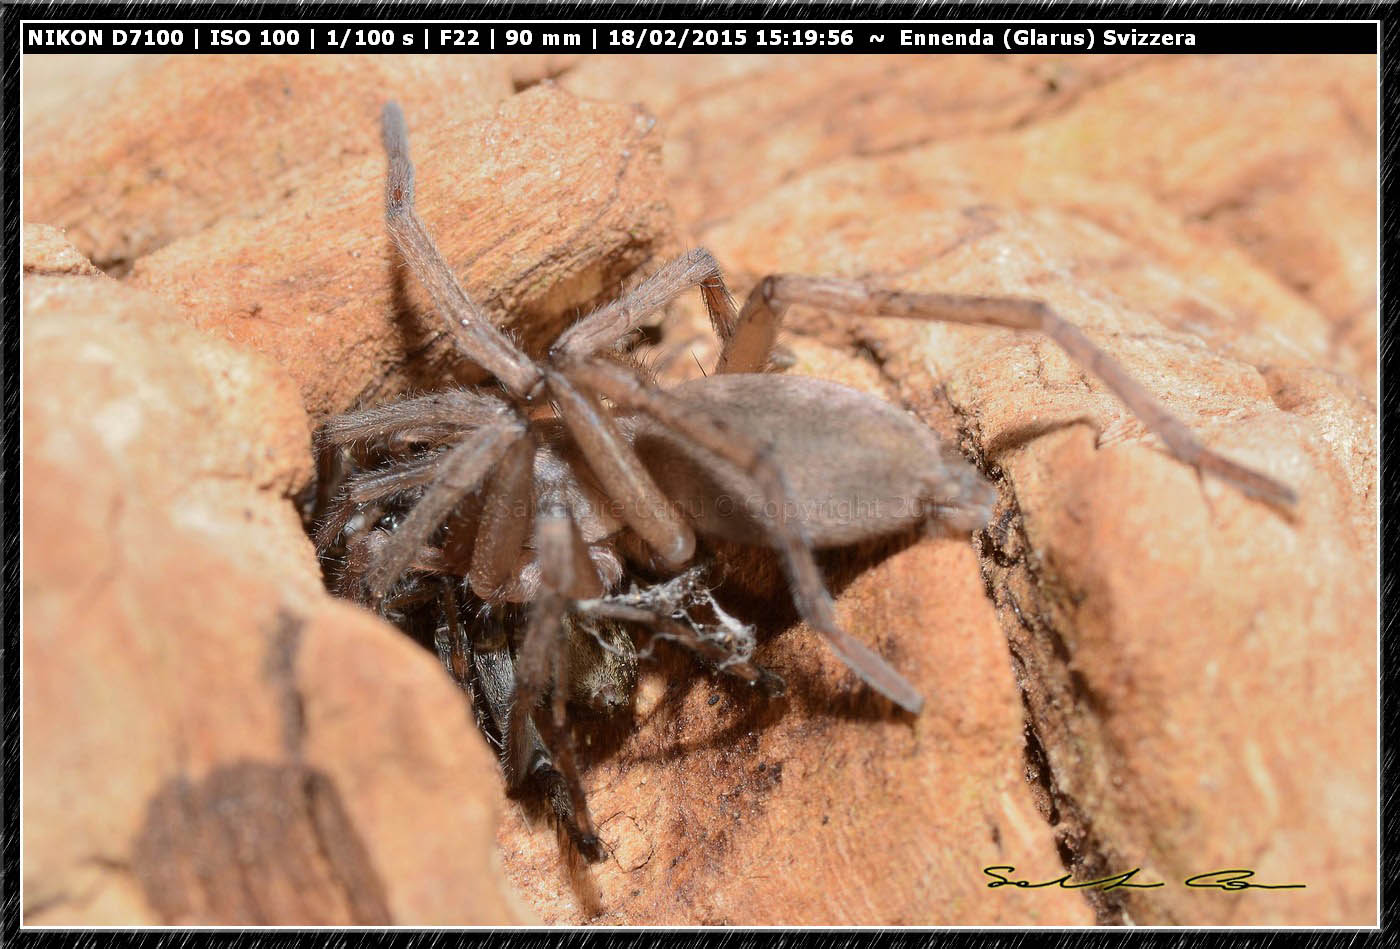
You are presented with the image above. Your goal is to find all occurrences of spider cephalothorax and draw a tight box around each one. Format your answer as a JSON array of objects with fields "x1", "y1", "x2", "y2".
[{"x1": 315, "y1": 102, "x2": 1296, "y2": 862}]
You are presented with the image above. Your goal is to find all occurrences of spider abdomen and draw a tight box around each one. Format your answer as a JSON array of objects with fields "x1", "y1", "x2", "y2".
[{"x1": 630, "y1": 374, "x2": 996, "y2": 548}]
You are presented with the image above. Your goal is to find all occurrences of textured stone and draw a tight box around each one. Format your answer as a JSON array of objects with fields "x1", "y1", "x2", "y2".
[
  {"x1": 562, "y1": 54, "x2": 1142, "y2": 235},
  {"x1": 676, "y1": 71, "x2": 1376, "y2": 923},
  {"x1": 128, "y1": 81, "x2": 673, "y2": 423},
  {"x1": 24, "y1": 54, "x2": 514, "y2": 270},
  {"x1": 565, "y1": 54, "x2": 1376, "y2": 396},
  {"x1": 21, "y1": 228, "x2": 523, "y2": 925},
  {"x1": 499, "y1": 539, "x2": 1094, "y2": 925},
  {"x1": 512, "y1": 54, "x2": 1375, "y2": 925},
  {"x1": 23, "y1": 53, "x2": 1375, "y2": 927}
]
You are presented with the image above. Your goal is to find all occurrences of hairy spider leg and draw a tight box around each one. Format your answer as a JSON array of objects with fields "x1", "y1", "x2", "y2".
[
  {"x1": 466, "y1": 435, "x2": 536, "y2": 599},
  {"x1": 512, "y1": 501, "x2": 606, "y2": 861},
  {"x1": 552, "y1": 247, "x2": 739, "y2": 360},
  {"x1": 721, "y1": 274, "x2": 1298, "y2": 511},
  {"x1": 381, "y1": 102, "x2": 542, "y2": 398},
  {"x1": 364, "y1": 421, "x2": 525, "y2": 600},
  {"x1": 547, "y1": 370, "x2": 696, "y2": 569}
]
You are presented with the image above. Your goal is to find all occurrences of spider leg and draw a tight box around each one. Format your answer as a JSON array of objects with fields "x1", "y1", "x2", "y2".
[
  {"x1": 726, "y1": 274, "x2": 1297, "y2": 510},
  {"x1": 512, "y1": 502, "x2": 605, "y2": 862},
  {"x1": 314, "y1": 448, "x2": 451, "y2": 551},
  {"x1": 364, "y1": 420, "x2": 525, "y2": 599},
  {"x1": 311, "y1": 438, "x2": 351, "y2": 537},
  {"x1": 337, "y1": 523, "x2": 448, "y2": 603},
  {"x1": 332, "y1": 502, "x2": 391, "y2": 600},
  {"x1": 314, "y1": 391, "x2": 514, "y2": 554},
  {"x1": 546, "y1": 370, "x2": 696, "y2": 569},
  {"x1": 714, "y1": 278, "x2": 784, "y2": 375},
  {"x1": 565, "y1": 358, "x2": 924, "y2": 715},
  {"x1": 553, "y1": 247, "x2": 738, "y2": 361},
  {"x1": 316, "y1": 389, "x2": 512, "y2": 454},
  {"x1": 467, "y1": 435, "x2": 536, "y2": 599},
  {"x1": 381, "y1": 102, "x2": 543, "y2": 399}
]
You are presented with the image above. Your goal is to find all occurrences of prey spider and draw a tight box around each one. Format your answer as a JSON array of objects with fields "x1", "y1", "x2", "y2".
[{"x1": 315, "y1": 102, "x2": 1297, "y2": 863}]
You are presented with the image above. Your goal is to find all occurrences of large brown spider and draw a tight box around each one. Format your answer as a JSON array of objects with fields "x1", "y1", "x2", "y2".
[{"x1": 315, "y1": 102, "x2": 1297, "y2": 863}]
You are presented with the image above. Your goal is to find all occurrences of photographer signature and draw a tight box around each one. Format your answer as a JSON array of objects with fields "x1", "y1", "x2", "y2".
[{"x1": 984, "y1": 866, "x2": 1306, "y2": 891}]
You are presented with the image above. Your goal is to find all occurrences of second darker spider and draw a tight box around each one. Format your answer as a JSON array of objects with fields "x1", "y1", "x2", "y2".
[
  {"x1": 318, "y1": 454, "x2": 762, "y2": 860},
  {"x1": 316, "y1": 102, "x2": 1297, "y2": 863}
]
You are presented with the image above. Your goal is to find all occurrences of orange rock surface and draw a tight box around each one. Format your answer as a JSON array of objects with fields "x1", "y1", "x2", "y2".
[
  {"x1": 22, "y1": 53, "x2": 1376, "y2": 926},
  {"x1": 23, "y1": 225, "x2": 523, "y2": 925}
]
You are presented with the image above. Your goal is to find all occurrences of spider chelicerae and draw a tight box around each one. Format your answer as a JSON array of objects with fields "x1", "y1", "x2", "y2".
[{"x1": 314, "y1": 102, "x2": 1296, "y2": 862}]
